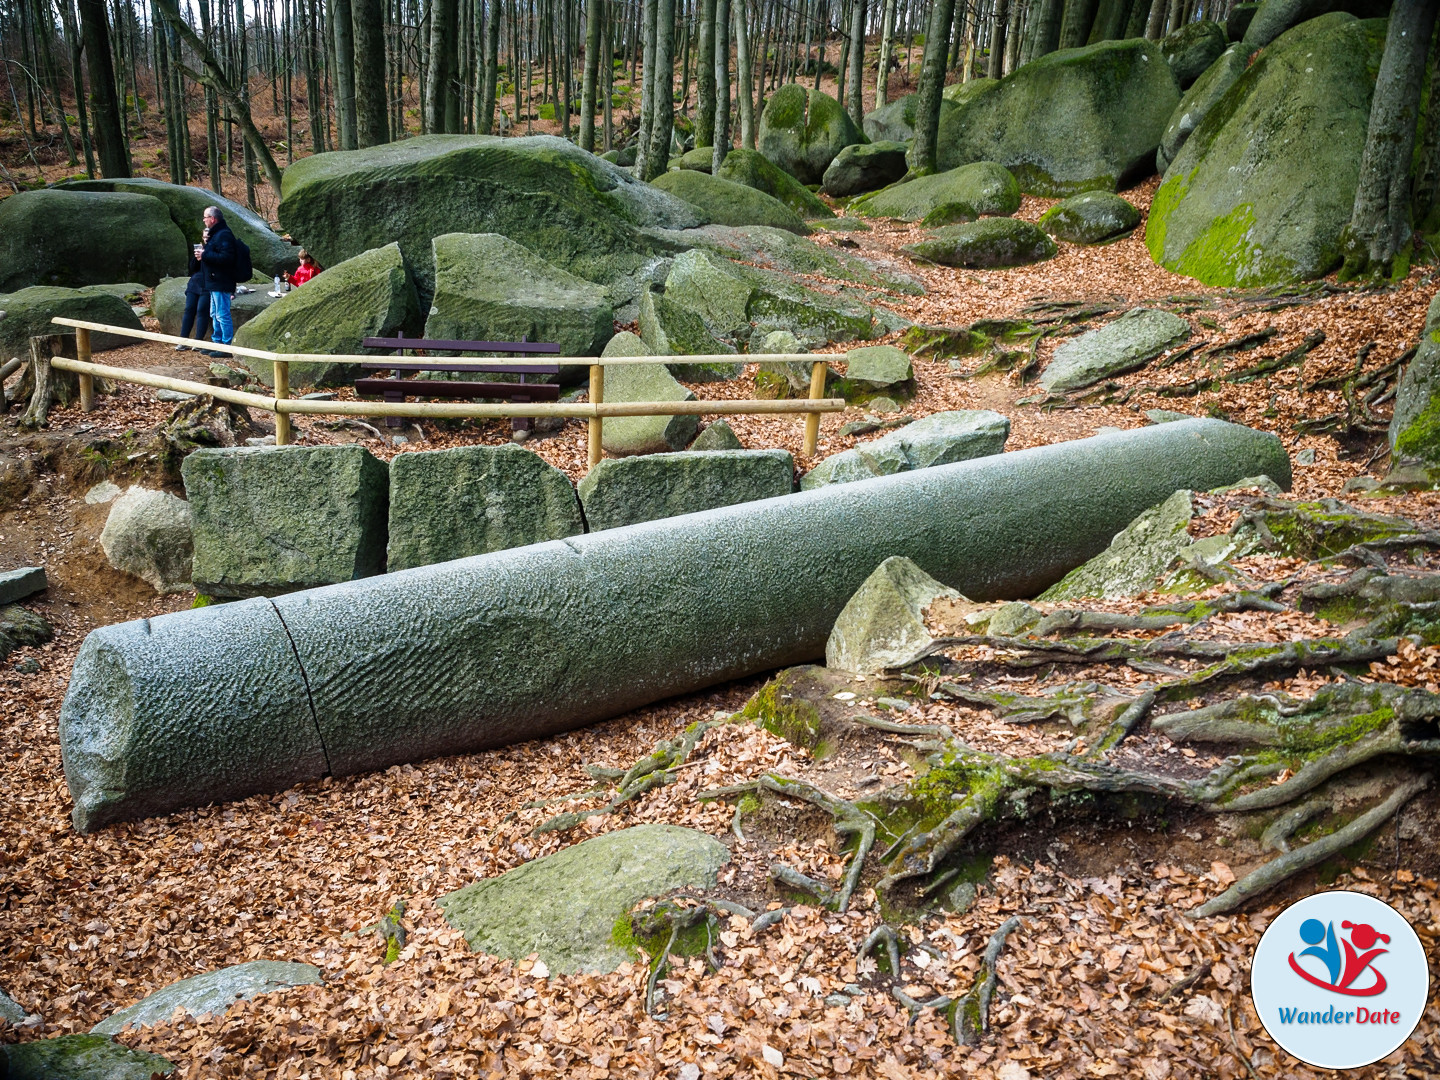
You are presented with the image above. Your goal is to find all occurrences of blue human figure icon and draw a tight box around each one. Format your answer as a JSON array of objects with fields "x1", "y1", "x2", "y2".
[{"x1": 1299, "y1": 917, "x2": 1341, "y2": 986}]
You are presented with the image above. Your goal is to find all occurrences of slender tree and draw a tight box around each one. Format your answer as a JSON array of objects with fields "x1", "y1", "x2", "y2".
[
  {"x1": 733, "y1": 0, "x2": 754, "y2": 146},
  {"x1": 580, "y1": 0, "x2": 603, "y2": 147},
  {"x1": 874, "y1": 0, "x2": 896, "y2": 106},
  {"x1": 353, "y1": 0, "x2": 389, "y2": 145},
  {"x1": 845, "y1": 0, "x2": 866, "y2": 126},
  {"x1": 714, "y1": 0, "x2": 730, "y2": 168},
  {"x1": 1059, "y1": 0, "x2": 1099, "y2": 47},
  {"x1": 77, "y1": 0, "x2": 130, "y2": 175},
  {"x1": 908, "y1": 0, "x2": 954, "y2": 175},
  {"x1": 1341, "y1": 0, "x2": 1439, "y2": 277},
  {"x1": 643, "y1": 0, "x2": 675, "y2": 178},
  {"x1": 988, "y1": 0, "x2": 1009, "y2": 77},
  {"x1": 57, "y1": 0, "x2": 98, "y2": 176},
  {"x1": 695, "y1": 0, "x2": 716, "y2": 145},
  {"x1": 330, "y1": 0, "x2": 358, "y2": 147},
  {"x1": 636, "y1": 0, "x2": 657, "y2": 170}
]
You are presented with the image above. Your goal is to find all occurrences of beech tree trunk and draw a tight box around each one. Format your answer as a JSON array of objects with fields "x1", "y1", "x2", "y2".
[
  {"x1": 988, "y1": 0, "x2": 1010, "y2": 77},
  {"x1": 734, "y1": 0, "x2": 755, "y2": 147},
  {"x1": 481, "y1": 0, "x2": 503, "y2": 134},
  {"x1": 643, "y1": 0, "x2": 676, "y2": 179},
  {"x1": 875, "y1": 0, "x2": 897, "y2": 106},
  {"x1": 1060, "y1": 0, "x2": 1100, "y2": 48},
  {"x1": 353, "y1": 0, "x2": 389, "y2": 145},
  {"x1": 714, "y1": 0, "x2": 731, "y2": 168},
  {"x1": 581, "y1": 0, "x2": 604, "y2": 149},
  {"x1": 78, "y1": 0, "x2": 131, "y2": 176},
  {"x1": 425, "y1": 0, "x2": 459, "y2": 132},
  {"x1": 909, "y1": 0, "x2": 955, "y2": 175},
  {"x1": 636, "y1": 0, "x2": 657, "y2": 173},
  {"x1": 845, "y1": 0, "x2": 866, "y2": 126},
  {"x1": 696, "y1": 0, "x2": 717, "y2": 146},
  {"x1": 1342, "y1": 0, "x2": 1439, "y2": 277},
  {"x1": 330, "y1": 0, "x2": 358, "y2": 147}
]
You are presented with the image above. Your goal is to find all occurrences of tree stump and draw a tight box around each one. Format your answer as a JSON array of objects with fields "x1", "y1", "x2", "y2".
[{"x1": 17, "y1": 335, "x2": 79, "y2": 430}]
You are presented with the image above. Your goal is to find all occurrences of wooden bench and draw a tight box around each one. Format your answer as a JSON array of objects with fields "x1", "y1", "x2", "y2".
[{"x1": 356, "y1": 334, "x2": 564, "y2": 433}]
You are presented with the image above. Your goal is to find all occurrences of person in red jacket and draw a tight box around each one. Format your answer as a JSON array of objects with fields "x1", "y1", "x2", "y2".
[{"x1": 289, "y1": 250, "x2": 320, "y2": 286}]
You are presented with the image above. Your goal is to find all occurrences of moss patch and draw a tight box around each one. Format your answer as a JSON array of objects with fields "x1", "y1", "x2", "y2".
[{"x1": 739, "y1": 674, "x2": 824, "y2": 751}]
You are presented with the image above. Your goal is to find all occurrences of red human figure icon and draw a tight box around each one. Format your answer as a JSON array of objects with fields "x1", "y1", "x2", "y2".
[{"x1": 1339, "y1": 921, "x2": 1390, "y2": 992}]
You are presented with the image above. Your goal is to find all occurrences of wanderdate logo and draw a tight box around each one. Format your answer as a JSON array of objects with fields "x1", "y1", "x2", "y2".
[{"x1": 1251, "y1": 891, "x2": 1428, "y2": 1069}]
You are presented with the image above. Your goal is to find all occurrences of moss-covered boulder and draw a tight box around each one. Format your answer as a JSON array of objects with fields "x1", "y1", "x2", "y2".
[
  {"x1": 851, "y1": 161, "x2": 1020, "y2": 221},
  {"x1": 757, "y1": 83, "x2": 866, "y2": 186},
  {"x1": 821, "y1": 141, "x2": 910, "y2": 197},
  {"x1": 1040, "y1": 489, "x2": 1197, "y2": 600},
  {"x1": 1241, "y1": 0, "x2": 1391, "y2": 49},
  {"x1": 182, "y1": 445, "x2": 389, "y2": 598},
  {"x1": 1227, "y1": 2, "x2": 1261, "y2": 39},
  {"x1": 902, "y1": 217, "x2": 1057, "y2": 268},
  {"x1": 678, "y1": 146, "x2": 717, "y2": 171},
  {"x1": 0, "y1": 189, "x2": 188, "y2": 292},
  {"x1": 637, "y1": 287, "x2": 739, "y2": 369},
  {"x1": 1038, "y1": 191, "x2": 1141, "y2": 244},
  {"x1": 936, "y1": 38, "x2": 1179, "y2": 195},
  {"x1": 233, "y1": 243, "x2": 418, "y2": 387},
  {"x1": 649, "y1": 170, "x2": 810, "y2": 234},
  {"x1": 942, "y1": 77, "x2": 1003, "y2": 106},
  {"x1": 598, "y1": 332, "x2": 700, "y2": 455},
  {"x1": 426, "y1": 232, "x2": 613, "y2": 356},
  {"x1": 59, "y1": 177, "x2": 298, "y2": 277},
  {"x1": 827, "y1": 555, "x2": 961, "y2": 674},
  {"x1": 681, "y1": 223, "x2": 920, "y2": 292},
  {"x1": 1040, "y1": 308, "x2": 1191, "y2": 392},
  {"x1": 437, "y1": 824, "x2": 728, "y2": 974},
  {"x1": 862, "y1": 91, "x2": 962, "y2": 142},
  {"x1": 1389, "y1": 293, "x2": 1440, "y2": 465},
  {"x1": 276, "y1": 134, "x2": 704, "y2": 304},
  {"x1": 1161, "y1": 20, "x2": 1228, "y2": 89},
  {"x1": 713, "y1": 147, "x2": 835, "y2": 219},
  {"x1": 93, "y1": 961, "x2": 323, "y2": 1035},
  {"x1": 0, "y1": 286, "x2": 144, "y2": 356},
  {"x1": 800, "y1": 409, "x2": 1009, "y2": 489},
  {"x1": 577, "y1": 449, "x2": 795, "y2": 530},
  {"x1": 1156, "y1": 42, "x2": 1249, "y2": 174},
  {"x1": 844, "y1": 344, "x2": 914, "y2": 397},
  {"x1": 152, "y1": 277, "x2": 278, "y2": 339},
  {"x1": 386, "y1": 445, "x2": 583, "y2": 570},
  {"x1": 1145, "y1": 14, "x2": 1386, "y2": 287},
  {"x1": 1, "y1": 1034, "x2": 174, "y2": 1079}
]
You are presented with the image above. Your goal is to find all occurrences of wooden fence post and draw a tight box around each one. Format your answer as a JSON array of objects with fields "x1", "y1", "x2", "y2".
[
  {"x1": 803, "y1": 359, "x2": 828, "y2": 458},
  {"x1": 76, "y1": 327, "x2": 94, "y2": 411},
  {"x1": 588, "y1": 363, "x2": 605, "y2": 467},
  {"x1": 274, "y1": 358, "x2": 292, "y2": 446}
]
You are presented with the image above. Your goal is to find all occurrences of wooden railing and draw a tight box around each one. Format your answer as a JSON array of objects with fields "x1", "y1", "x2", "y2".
[{"x1": 48, "y1": 318, "x2": 844, "y2": 463}]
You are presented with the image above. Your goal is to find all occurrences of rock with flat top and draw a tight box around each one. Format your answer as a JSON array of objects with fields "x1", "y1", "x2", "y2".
[
  {"x1": 827, "y1": 555, "x2": 961, "y2": 673},
  {"x1": 93, "y1": 961, "x2": 323, "y2": 1035},
  {"x1": 1040, "y1": 309, "x2": 1191, "y2": 393},
  {"x1": 598, "y1": 332, "x2": 700, "y2": 455}
]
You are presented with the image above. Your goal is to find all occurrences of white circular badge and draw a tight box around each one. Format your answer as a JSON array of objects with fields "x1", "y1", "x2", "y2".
[{"x1": 1251, "y1": 890, "x2": 1429, "y2": 1069}]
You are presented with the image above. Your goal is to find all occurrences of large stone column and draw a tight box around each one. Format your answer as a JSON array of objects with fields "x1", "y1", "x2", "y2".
[{"x1": 62, "y1": 419, "x2": 1290, "y2": 831}]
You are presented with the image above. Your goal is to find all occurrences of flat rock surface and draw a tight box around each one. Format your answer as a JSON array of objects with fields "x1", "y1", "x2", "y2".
[
  {"x1": 1041, "y1": 308, "x2": 1192, "y2": 392},
  {"x1": 93, "y1": 961, "x2": 323, "y2": 1035}
]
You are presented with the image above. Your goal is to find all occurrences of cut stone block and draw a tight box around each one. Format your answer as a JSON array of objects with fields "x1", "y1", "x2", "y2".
[
  {"x1": 598, "y1": 332, "x2": 700, "y2": 455},
  {"x1": 0, "y1": 566, "x2": 46, "y2": 605},
  {"x1": 578, "y1": 449, "x2": 794, "y2": 530}
]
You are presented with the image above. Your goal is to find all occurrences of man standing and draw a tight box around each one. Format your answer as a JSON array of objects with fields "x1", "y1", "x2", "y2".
[{"x1": 199, "y1": 206, "x2": 238, "y2": 357}]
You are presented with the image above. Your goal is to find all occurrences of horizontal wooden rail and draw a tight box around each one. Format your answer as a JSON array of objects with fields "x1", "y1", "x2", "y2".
[{"x1": 47, "y1": 315, "x2": 846, "y2": 463}]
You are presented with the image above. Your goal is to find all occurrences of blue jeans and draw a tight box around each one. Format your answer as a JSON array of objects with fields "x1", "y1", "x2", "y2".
[{"x1": 209, "y1": 291, "x2": 233, "y2": 345}]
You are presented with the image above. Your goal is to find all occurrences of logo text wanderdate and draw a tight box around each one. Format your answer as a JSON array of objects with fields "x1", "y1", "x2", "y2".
[{"x1": 1277, "y1": 1005, "x2": 1402, "y2": 1025}]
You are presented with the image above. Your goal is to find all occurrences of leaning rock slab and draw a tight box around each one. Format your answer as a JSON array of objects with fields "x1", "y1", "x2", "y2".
[
  {"x1": 1156, "y1": 43, "x2": 1249, "y2": 174},
  {"x1": 650, "y1": 170, "x2": 810, "y2": 235},
  {"x1": 851, "y1": 161, "x2": 1021, "y2": 221},
  {"x1": 0, "y1": 189, "x2": 187, "y2": 292},
  {"x1": 93, "y1": 961, "x2": 323, "y2": 1035},
  {"x1": 0, "y1": 566, "x2": 46, "y2": 605},
  {"x1": 937, "y1": 38, "x2": 1179, "y2": 195},
  {"x1": 1040, "y1": 488, "x2": 1197, "y2": 600},
  {"x1": 0, "y1": 286, "x2": 145, "y2": 356},
  {"x1": 438, "y1": 824, "x2": 729, "y2": 974},
  {"x1": 1040, "y1": 308, "x2": 1191, "y2": 393},
  {"x1": 1038, "y1": 192, "x2": 1141, "y2": 245},
  {"x1": 598, "y1": 332, "x2": 700, "y2": 455},
  {"x1": 1, "y1": 1034, "x2": 174, "y2": 1079},
  {"x1": 827, "y1": 555, "x2": 961, "y2": 673},
  {"x1": 1146, "y1": 13, "x2": 1386, "y2": 287},
  {"x1": 713, "y1": 148, "x2": 835, "y2": 219},
  {"x1": 902, "y1": 218, "x2": 1057, "y2": 268},
  {"x1": 387, "y1": 445, "x2": 583, "y2": 570},
  {"x1": 821, "y1": 141, "x2": 910, "y2": 198},
  {"x1": 801, "y1": 409, "x2": 1009, "y2": 490},
  {"x1": 182, "y1": 446, "x2": 389, "y2": 597},
  {"x1": 98, "y1": 488, "x2": 194, "y2": 595},
  {"x1": 638, "y1": 287, "x2": 736, "y2": 361},
  {"x1": 426, "y1": 232, "x2": 613, "y2": 356},
  {"x1": 578, "y1": 449, "x2": 794, "y2": 530},
  {"x1": 1389, "y1": 292, "x2": 1440, "y2": 465},
  {"x1": 233, "y1": 243, "x2": 419, "y2": 387},
  {"x1": 757, "y1": 83, "x2": 865, "y2": 186}
]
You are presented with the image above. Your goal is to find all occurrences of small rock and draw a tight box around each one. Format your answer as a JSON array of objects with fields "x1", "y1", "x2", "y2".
[
  {"x1": 691, "y1": 420, "x2": 744, "y2": 451},
  {"x1": 1208, "y1": 474, "x2": 1283, "y2": 495},
  {"x1": 154, "y1": 388, "x2": 194, "y2": 403},
  {"x1": 83, "y1": 480, "x2": 122, "y2": 504},
  {"x1": 1038, "y1": 191, "x2": 1141, "y2": 244},
  {"x1": 599, "y1": 332, "x2": 700, "y2": 455},
  {"x1": 0, "y1": 985, "x2": 35, "y2": 1025},
  {"x1": 901, "y1": 217, "x2": 1058, "y2": 269},
  {"x1": 392, "y1": 435, "x2": 409, "y2": 446},
  {"x1": 1294, "y1": 448, "x2": 1316, "y2": 465},
  {"x1": 876, "y1": 696, "x2": 912, "y2": 711},
  {"x1": 13, "y1": 658, "x2": 39, "y2": 674},
  {"x1": 868, "y1": 396, "x2": 902, "y2": 414},
  {"x1": 987, "y1": 601, "x2": 1041, "y2": 637},
  {"x1": 824, "y1": 993, "x2": 850, "y2": 1007},
  {"x1": 827, "y1": 556, "x2": 962, "y2": 674},
  {"x1": 1, "y1": 1033, "x2": 175, "y2": 1078},
  {"x1": 300, "y1": 391, "x2": 335, "y2": 401},
  {"x1": 244, "y1": 435, "x2": 277, "y2": 447},
  {"x1": 1040, "y1": 309, "x2": 1192, "y2": 393},
  {"x1": 947, "y1": 880, "x2": 978, "y2": 915},
  {"x1": 1145, "y1": 409, "x2": 1192, "y2": 424},
  {"x1": 0, "y1": 566, "x2": 46, "y2": 605},
  {"x1": 839, "y1": 415, "x2": 913, "y2": 437},
  {"x1": 844, "y1": 344, "x2": 914, "y2": 389},
  {"x1": 578, "y1": 449, "x2": 795, "y2": 531},
  {"x1": 802, "y1": 410, "x2": 1009, "y2": 490},
  {"x1": 99, "y1": 487, "x2": 194, "y2": 594},
  {"x1": 93, "y1": 960, "x2": 324, "y2": 1035}
]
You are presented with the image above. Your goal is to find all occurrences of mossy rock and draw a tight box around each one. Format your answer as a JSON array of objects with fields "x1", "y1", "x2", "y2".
[
  {"x1": 941, "y1": 78, "x2": 1002, "y2": 106},
  {"x1": 1241, "y1": 0, "x2": 1391, "y2": 50},
  {"x1": 1038, "y1": 191, "x2": 1141, "y2": 244},
  {"x1": 0, "y1": 286, "x2": 145, "y2": 356},
  {"x1": 678, "y1": 146, "x2": 717, "y2": 172},
  {"x1": 1227, "y1": 2, "x2": 1261, "y2": 40},
  {"x1": 597, "y1": 332, "x2": 700, "y2": 455},
  {"x1": 936, "y1": 39, "x2": 1179, "y2": 196},
  {"x1": 713, "y1": 147, "x2": 835, "y2": 219},
  {"x1": 276, "y1": 134, "x2": 704, "y2": 305},
  {"x1": 1040, "y1": 489, "x2": 1198, "y2": 601},
  {"x1": 0, "y1": 188, "x2": 188, "y2": 292},
  {"x1": 736, "y1": 664, "x2": 889, "y2": 756},
  {"x1": 757, "y1": 83, "x2": 866, "y2": 186},
  {"x1": 1156, "y1": 42, "x2": 1249, "y2": 174},
  {"x1": 821, "y1": 141, "x2": 910, "y2": 198},
  {"x1": 1389, "y1": 293, "x2": 1440, "y2": 465},
  {"x1": 1145, "y1": 14, "x2": 1387, "y2": 287},
  {"x1": 577, "y1": 449, "x2": 795, "y2": 531},
  {"x1": 862, "y1": 92, "x2": 961, "y2": 143},
  {"x1": 851, "y1": 161, "x2": 1020, "y2": 221},
  {"x1": 1039, "y1": 308, "x2": 1190, "y2": 392},
  {"x1": 682, "y1": 223, "x2": 920, "y2": 293},
  {"x1": 650, "y1": 169, "x2": 811, "y2": 234},
  {"x1": 1160, "y1": 20, "x2": 1228, "y2": 90},
  {"x1": 919, "y1": 202, "x2": 979, "y2": 229},
  {"x1": 233, "y1": 243, "x2": 418, "y2": 388},
  {"x1": 151, "y1": 277, "x2": 280, "y2": 339},
  {"x1": 902, "y1": 217, "x2": 1057, "y2": 268},
  {"x1": 1, "y1": 1034, "x2": 174, "y2": 1079},
  {"x1": 637, "y1": 287, "x2": 738, "y2": 368}
]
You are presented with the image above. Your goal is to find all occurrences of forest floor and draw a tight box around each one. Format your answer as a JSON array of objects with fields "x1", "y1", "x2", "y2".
[{"x1": 5, "y1": 152, "x2": 1440, "y2": 1077}]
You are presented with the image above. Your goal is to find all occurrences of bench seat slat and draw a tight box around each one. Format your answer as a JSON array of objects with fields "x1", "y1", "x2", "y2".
[
  {"x1": 355, "y1": 378, "x2": 563, "y2": 401},
  {"x1": 360, "y1": 361, "x2": 561, "y2": 375}
]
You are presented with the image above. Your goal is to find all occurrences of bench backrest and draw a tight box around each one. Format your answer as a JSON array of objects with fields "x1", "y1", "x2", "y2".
[{"x1": 361, "y1": 335, "x2": 561, "y2": 355}]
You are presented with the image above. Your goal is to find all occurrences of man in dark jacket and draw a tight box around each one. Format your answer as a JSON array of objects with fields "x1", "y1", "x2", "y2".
[{"x1": 200, "y1": 206, "x2": 238, "y2": 356}]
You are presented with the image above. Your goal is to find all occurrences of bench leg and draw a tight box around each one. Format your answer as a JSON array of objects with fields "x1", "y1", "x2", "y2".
[
  {"x1": 384, "y1": 391, "x2": 403, "y2": 428},
  {"x1": 511, "y1": 394, "x2": 532, "y2": 435}
]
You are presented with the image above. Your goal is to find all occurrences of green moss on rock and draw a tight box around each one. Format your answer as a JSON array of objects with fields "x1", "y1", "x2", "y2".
[
  {"x1": 852, "y1": 161, "x2": 1020, "y2": 221},
  {"x1": 714, "y1": 147, "x2": 836, "y2": 219},
  {"x1": 901, "y1": 217, "x2": 1057, "y2": 268},
  {"x1": 757, "y1": 84, "x2": 866, "y2": 186},
  {"x1": 650, "y1": 170, "x2": 811, "y2": 234}
]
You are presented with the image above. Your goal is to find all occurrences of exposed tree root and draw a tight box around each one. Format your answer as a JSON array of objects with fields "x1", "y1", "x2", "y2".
[
  {"x1": 952, "y1": 917, "x2": 1023, "y2": 1046},
  {"x1": 759, "y1": 774, "x2": 876, "y2": 912},
  {"x1": 857, "y1": 924, "x2": 901, "y2": 974},
  {"x1": 1152, "y1": 960, "x2": 1212, "y2": 1003},
  {"x1": 1194, "y1": 774, "x2": 1431, "y2": 916}
]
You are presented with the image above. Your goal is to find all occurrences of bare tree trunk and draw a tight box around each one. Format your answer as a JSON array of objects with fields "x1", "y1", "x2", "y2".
[
  {"x1": 636, "y1": 0, "x2": 657, "y2": 170},
  {"x1": 1003, "y1": 0, "x2": 1024, "y2": 71},
  {"x1": 59, "y1": 0, "x2": 98, "y2": 176},
  {"x1": 909, "y1": 0, "x2": 954, "y2": 175},
  {"x1": 643, "y1": 0, "x2": 675, "y2": 178},
  {"x1": 1144, "y1": 0, "x2": 1166, "y2": 38},
  {"x1": 1342, "y1": 0, "x2": 1439, "y2": 278},
  {"x1": 1030, "y1": 0, "x2": 1064, "y2": 56},
  {"x1": 874, "y1": 0, "x2": 896, "y2": 105},
  {"x1": 845, "y1": 0, "x2": 866, "y2": 126},
  {"x1": 78, "y1": 0, "x2": 131, "y2": 175},
  {"x1": 1060, "y1": 0, "x2": 1099, "y2": 47},
  {"x1": 481, "y1": 0, "x2": 502, "y2": 132},
  {"x1": 353, "y1": 0, "x2": 389, "y2": 145},
  {"x1": 695, "y1": 0, "x2": 716, "y2": 146},
  {"x1": 714, "y1": 0, "x2": 731, "y2": 166},
  {"x1": 987, "y1": 0, "x2": 1009, "y2": 76},
  {"x1": 425, "y1": 0, "x2": 457, "y2": 131},
  {"x1": 734, "y1": 0, "x2": 754, "y2": 146},
  {"x1": 1413, "y1": 39, "x2": 1440, "y2": 230},
  {"x1": 330, "y1": 0, "x2": 358, "y2": 146}
]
